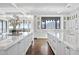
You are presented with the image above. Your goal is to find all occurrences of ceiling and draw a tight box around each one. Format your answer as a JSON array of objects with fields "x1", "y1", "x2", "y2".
[{"x1": 0, "y1": 3, "x2": 79, "y2": 16}]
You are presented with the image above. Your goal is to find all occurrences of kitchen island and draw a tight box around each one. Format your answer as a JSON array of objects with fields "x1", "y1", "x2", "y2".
[
  {"x1": 0, "y1": 32, "x2": 33, "y2": 55},
  {"x1": 47, "y1": 30, "x2": 79, "y2": 55}
]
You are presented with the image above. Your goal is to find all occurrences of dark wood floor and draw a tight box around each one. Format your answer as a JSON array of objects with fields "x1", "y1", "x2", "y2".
[{"x1": 26, "y1": 38, "x2": 55, "y2": 55}]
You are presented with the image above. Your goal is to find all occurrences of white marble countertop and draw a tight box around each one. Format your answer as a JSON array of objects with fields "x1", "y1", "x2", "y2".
[{"x1": 0, "y1": 32, "x2": 33, "y2": 50}]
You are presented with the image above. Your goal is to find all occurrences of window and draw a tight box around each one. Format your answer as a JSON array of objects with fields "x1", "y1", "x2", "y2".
[
  {"x1": 16, "y1": 24, "x2": 20, "y2": 29},
  {"x1": 23, "y1": 21, "x2": 31, "y2": 32},
  {"x1": 9, "y1": 20, "x2": 32, "y2": 32},
  {"x1": 41, "y1": 21, "x2": 46, "y2": 29},
  {"x1": 20, "y1": 23, "x2": 24, "y2": 30},
  {"x1": 0, "y1": 20, "x2": 7, "y2": 34},
  {"x1": 3, "y1": 21, "x2": 7, "y2": 33},
  {"x1": 23, "y1": 21, "x2": 29, "y2": 29},
  {"x1": 46, "y1": 20, "x2": 55, "y2": 29},
  {"x1": 0, "y1": 21, "x2": 2, "y2": 34},
  {"x1": 56, "y1": 20, "x2": 60, "y2": 29},
  {"x1": 19, "y1": 20, "x2": 31, "y2": 32},
  {"x1": 41, "y1": 17, "x2": 60, "y2": 29}
]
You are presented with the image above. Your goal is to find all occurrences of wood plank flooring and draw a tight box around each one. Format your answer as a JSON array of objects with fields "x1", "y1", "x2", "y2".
[{"x1": 26, "y1": 38, "x2": 55, "y2": 55}]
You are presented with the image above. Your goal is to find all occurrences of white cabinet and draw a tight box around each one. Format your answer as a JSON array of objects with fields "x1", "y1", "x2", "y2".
[
  {"x1": 48, "y1": 33, "x2": 71, "y2": 55},
  {"x1": 64, "y1": 19, "x2": 75, "y2": 30},
  {"x1": 23, "y1": 35, "x2": 33, "y2": 54},
  {"x1": 53, "y1": 37, "x2": 58, "y2": 54},
  {"x1": 0, "y1": 33, "x2": 33, "y2": 55},
  {"x1": 75, "y1": 19, "x2": 79, "y2": 30},
  {"x1": 64, "y1": 45, "x2": 70, "y2": 55},
  {"x1": 57, "y1": 41, "x2": 70, "y2": 55},
  {"x1": 18, "y1": 39, "x2": 26, "y2": 55},
  {"x1": 69, "y1": 49, "x2": 79, "y2": 55},
  {"x1": 0, "y1": 50, "x2": 7, "y2": 55},
  {"x1": 57, "y1": 40, "x2": 65, "y2": 55},
  {"x1": 17, "y1": 34, "x2": 33, "y2": 55},
  {"x1": 47, "y1": 33, "x2": 65, "y2": 55},
  {"x1": 7, "y1": 43, "x2": 18, "y2": 55},
  {"x1": 47, "y1": 33, "x2": 58, "y2": 54}
]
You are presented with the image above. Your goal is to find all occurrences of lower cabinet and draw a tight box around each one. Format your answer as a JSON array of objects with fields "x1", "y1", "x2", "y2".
[
  {"x1": 48, "y1": 34, "x2": 71, "y2": 55},
  {"x1": 48, "y1": 37, "x2": 79, "y2": 55},
  {"x1": 64, "y1": 45, "x2": 70, "y2": 55},
  {"x1": 17, "y1": 39, "x2": 26, "y2": 55},
  {"x1": 0, "y1": 50, "x2": 7, "y2": 55},
  {"x1": 70, "y1": 49, "x2": 79, "y2": 55},
  {"x1": 6, "y1": 38, "x2": 28, "y2": 55},
  {"x1": 56, "y1": 40, "x2": 66, "y2": 55},
  {"x1": 0, "y1": 33, "x2": 33, "y2": 55},
  {"x1": 47, "y1": 33, "x2": 79, "y2": 55},
  {"x1": 18, "y1": 35, "x2": 33, "y2": 55},
  {"x1": 7, "y1": 43, "x2": 18, "y2": 55}
]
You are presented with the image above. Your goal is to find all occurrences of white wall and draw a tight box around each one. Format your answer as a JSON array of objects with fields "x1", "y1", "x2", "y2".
[{"x1": 33, "y1": 15, "x2": 64, "y2": 38}]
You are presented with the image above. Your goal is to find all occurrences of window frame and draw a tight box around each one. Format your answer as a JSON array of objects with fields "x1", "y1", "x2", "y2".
[
  {"x1": 0, "y1": 20, "x2": 7, "y2": 34},
  {"x1": 41, "y1": 17, "x2": 60, "y2": 29}
]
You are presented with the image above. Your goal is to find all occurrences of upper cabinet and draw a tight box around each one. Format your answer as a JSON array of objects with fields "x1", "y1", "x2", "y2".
[{"x1": 63, "y1": 12, "x2": 79, "y2": 30}]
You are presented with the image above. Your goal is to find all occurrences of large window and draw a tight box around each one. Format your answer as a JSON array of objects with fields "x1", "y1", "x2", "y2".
[
  {"x1": 23, "y1": 21, "x2": 28, "y2": 30},
  {"x1": 9, "y1": 20, "x2": 32, "y2": 32},
  {"x1": 22, "y1": 20, "x2": 31, "y2": 32},
  {"x1": 41, "y1": 17, "x2": 60, "y2": 29},
  {"x1": 3, "y1": 21, "x2": 7, "y2": 33},
  {"x1": 0, "y1": 20, "x2": 7, "y2": 34},
  {"x1": 20, "y1": 23, "x2": 24, "y2": 30},
  {"x1": 0, "y1": 21, "x2": 2, "y2": 34}
]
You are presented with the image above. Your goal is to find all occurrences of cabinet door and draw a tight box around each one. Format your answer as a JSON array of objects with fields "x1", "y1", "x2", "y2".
[
  {"x1": 64, "y1": 45, "x2": 70, "y2": 55},
  {"x1": 18, "y1": 39, "x2": 26, "y2": 55},
  {"x1": 47, "y1": 34, "x2": 56, "y2": 54},
  {"x1": 54, "y1": 38, "x2": 58, "y2": 53},
  {"x1": 56, "y1": 40, "x2": 61, "y2": 55},
  {"x1": 7, "y1": 43, "x2": 18, "y2": 55},
  {"x1": 70, "y1": 49, "x2": 79, "y2": 55},
  {"x1": 57, "y1": 40, "x2": 65, "y2": 55},
  {"x1": 24, "y1": 36, "x2": 33, "y2": 53},
  {"x1": 0, "y1": 50, "x2": 7, "y2": 55},
  {"x1": 18, "y1": 35, "x2": 33, "y2": 55}
]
